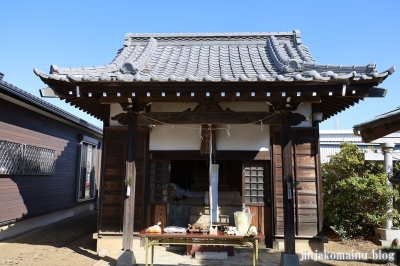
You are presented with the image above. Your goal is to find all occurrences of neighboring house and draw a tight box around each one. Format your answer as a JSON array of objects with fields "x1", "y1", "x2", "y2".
[
  {"x1": 34, "y1": 30, "x2": 394, "y2": 253},
  {"x1": 354, "y1": 107, "x2": 400, "y2": 143},
  {"x1": 320, "y1": 130, "x2": 400, "y2": 163},
  {"x1": 0, "y1": 72, "x2": 102, "y2": 240}
]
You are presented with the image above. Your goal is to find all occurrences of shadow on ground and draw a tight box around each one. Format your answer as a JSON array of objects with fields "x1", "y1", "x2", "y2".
[{"x1": 0, "y1": 210, "x2": 116, "y2": 266}]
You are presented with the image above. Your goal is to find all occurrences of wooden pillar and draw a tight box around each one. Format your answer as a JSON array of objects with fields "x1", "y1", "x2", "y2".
[
  {"x1": 122, "y1": 109, "x2": 137, "y2": 251},
  {"x1": 281, "y1": 111, "x2": 295, "y2": 254}
]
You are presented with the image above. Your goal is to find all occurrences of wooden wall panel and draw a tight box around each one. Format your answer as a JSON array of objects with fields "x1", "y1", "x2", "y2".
[
  {"x1": 146, "y1": 204, "x2": 167, "y2": 227},
  {"x1": 297, "y1": 195, "x2": 317, "y2": 209},
  {"x1": 297, "y1": 182, "x2": 317, "y2": 195},
  {"x1": 296, "y1": 168, "x2": 317, "y2": 182},
  {"x1": 298, "y1": 208, "x2": 318, "y2": 223},
  {"x1": 0, "y1": 99, "x2": 101, "y2": 224},
  {"x1": 297, "y1": 223, "x2": 319, "y2": 236},
  {"x1": 272, "y1": 127, "x2": 321, "y2": 238},
  {"x1": 294, "y1": 142, "x2": 315, "y2": 154},
  {"x1": 98, "y1": 127, "x2": 126, "y2": 233},
  {"x1": 134, "y1": 127, "x2": 147, "y2": 231},
  {"x1": 296, "y1": 155, "x2": 316, "y2": 168},
  {"x1": 98, "y1": 126, "x2": 147, "y2": 233}
]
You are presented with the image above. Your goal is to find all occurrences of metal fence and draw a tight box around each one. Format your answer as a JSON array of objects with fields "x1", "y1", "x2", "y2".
[{"x1": 0, "y1": 140, "x2": 56, "y2": 175}]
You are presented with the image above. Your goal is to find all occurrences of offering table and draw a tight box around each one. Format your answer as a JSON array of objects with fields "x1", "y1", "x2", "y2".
[{"x1": 138, "y1": 229, "x2": 264, "y2": 266}]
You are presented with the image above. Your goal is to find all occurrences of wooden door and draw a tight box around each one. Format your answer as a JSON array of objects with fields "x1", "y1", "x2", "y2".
[
  {"x1": 242, "y1": 161, "x2": 272, "y2": 247},
  {"x1": 146, "y1": 161, "x2": 170, "y2": 228},
  {"x1": 272, "y1": 128, "x2": 320, "y2": 238}
]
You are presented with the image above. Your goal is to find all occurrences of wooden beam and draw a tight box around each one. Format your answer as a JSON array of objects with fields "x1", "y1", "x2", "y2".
[
  {"x1": 49, "y1": 81, "x2": 349, "y2": 93},
  {"x1": 98, "y1": 94, "x2": 322, "y2": 105},
  {"x1": 113, "y1": 110, "x2": 306, "y2": 126},
  {"x1": 137, "y1": 111, "x2": 282, "y2": 124},
  {"x1": 149, "y1": 150, "x2": 270, "y2": 160}
]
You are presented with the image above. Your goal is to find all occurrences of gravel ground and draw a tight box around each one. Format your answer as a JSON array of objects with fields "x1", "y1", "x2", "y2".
[{"x1": 0, "y1": 210, "x2": 100, "y2": 266}]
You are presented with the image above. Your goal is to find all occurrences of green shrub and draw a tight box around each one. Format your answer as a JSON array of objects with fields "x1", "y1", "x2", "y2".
[{"x1": 322, "y1": 143, "x2": 399, "y2": 239}]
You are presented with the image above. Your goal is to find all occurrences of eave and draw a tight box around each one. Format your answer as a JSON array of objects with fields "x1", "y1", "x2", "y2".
[
  {"x1": 38, "y1": 77, "x2": 386, "y2": 122},
  {"x1": 353, "y1": 108, "x2": 400, "y2": 143}
]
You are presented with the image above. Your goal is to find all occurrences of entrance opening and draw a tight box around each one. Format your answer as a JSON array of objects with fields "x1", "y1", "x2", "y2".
[
  {"x1": 170, "y1": 160, "x2": 243, "y2": 193},
  {"x1": 146, "y1": 158, "x2": 271, "y2": 247}
]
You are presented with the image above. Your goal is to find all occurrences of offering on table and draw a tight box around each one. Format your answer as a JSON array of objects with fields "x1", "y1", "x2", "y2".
[
  {"x1": 146, "y1": 222, "x2": 162, "y2": 233},
  {"x1": 163, "y1": 226, "x2": 187, "y2": 233}
]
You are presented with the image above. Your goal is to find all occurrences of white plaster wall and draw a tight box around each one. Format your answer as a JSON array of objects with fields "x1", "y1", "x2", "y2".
[
  {"x1": 293, "y1": 103, "x2": 312, "y2": 127},
  {"x1": 149, "y1": 103, "x2": 202, "y2": 150},
  {"x1": 109, "y1": 104, "x2": 125, "y2": 127},
  {"x1": 110, "y1": 102, "x2": 311, "y2": 151},
  {"x1": 149, "y1": 102, "x2": 271, "y2": 151},
  {"x1": 216, "y1": 124, "x2": 270, "y2": 151},
  {"x1": 150, "y1": 123, "x2": 270, "y2": 151},
  {"x1": 149, "y1": 124, "x2": 202, "y2": 150}
]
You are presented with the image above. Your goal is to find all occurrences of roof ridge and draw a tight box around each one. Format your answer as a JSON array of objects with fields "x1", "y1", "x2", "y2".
[{"x1": 124, "y1": 31, "x2": 296, "y2": 38}]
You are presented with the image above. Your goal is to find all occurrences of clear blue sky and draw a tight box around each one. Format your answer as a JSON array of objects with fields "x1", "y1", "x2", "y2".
[{"x1": 1, "y1": 0, "x2": 399, "y2": 130}]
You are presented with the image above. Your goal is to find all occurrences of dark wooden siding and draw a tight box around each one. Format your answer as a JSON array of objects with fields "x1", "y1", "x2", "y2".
[
  {"x1": 0, "y1": 99, "x2": 102, "y2": 223},
  {"x1": 98, "y1": 127, "x2": 126, "y2": 233},
  {"x1": 272, "y1": 127, "x2": 321, "y2": 237},
  {"x1": 135, "y1": 126, "x2": 147, "y2": 231},
  {"x1": 98, "y1": 126, "x2": 147, "y2": 233}
]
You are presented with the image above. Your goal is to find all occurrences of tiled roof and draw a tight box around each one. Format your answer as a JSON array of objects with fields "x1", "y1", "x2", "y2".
[
  {"x1": 0, "y1": 72, "x2": 102, "y2": 134},
  {"x1": 34, "y1": 30, "x2": 394, "y2": 84}
]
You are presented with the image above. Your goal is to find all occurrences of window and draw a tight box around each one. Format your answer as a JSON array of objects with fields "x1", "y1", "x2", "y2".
[
  {"x1": 77, "y1": 142, "x2": 96, "y2": 201},
  {"x1": 0, "y1": 140, "x2": 56, "y2": 175},
  {"x1": 243, "y1": 162, "x2": 265, "y2": 204},
  {"x1": 77, "y1": 135, "x2": 98, "y2": 201},
  {"x1": 24, "y1": 144, "x2": 57, "y2": 175},
  {"x1": 149, "y1": 162, "x2": 170, "y2": 202}
]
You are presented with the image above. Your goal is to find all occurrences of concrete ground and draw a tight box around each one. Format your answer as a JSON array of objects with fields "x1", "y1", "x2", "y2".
[{"x1": 94, "y1": 237, "x2": 321, "y2": 266}]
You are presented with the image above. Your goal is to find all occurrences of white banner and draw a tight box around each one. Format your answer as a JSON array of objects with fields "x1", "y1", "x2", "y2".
[{"x1": 210, "y1": 164, "x2": 219, "y2": 223}]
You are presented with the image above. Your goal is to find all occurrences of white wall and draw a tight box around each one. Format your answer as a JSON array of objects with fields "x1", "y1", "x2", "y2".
[
  {"x1": 293, "y1": 103, "x2": 312, "y2": 127},
  {"x1": 110, "y1": 102, "x2": 312, "y2": 151},
  {"x1": 150, "y1": 124, "x2": 202, "y2": 150},
  {"x1": 216, "y1": 123, "x2": 270, "y2": 151},
  {"x1": 149, "y1": 102, "x2": 271, "y2": 151},
  {"x1": 109, "y1": 104, "x2": 125, "y2": 127}
]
